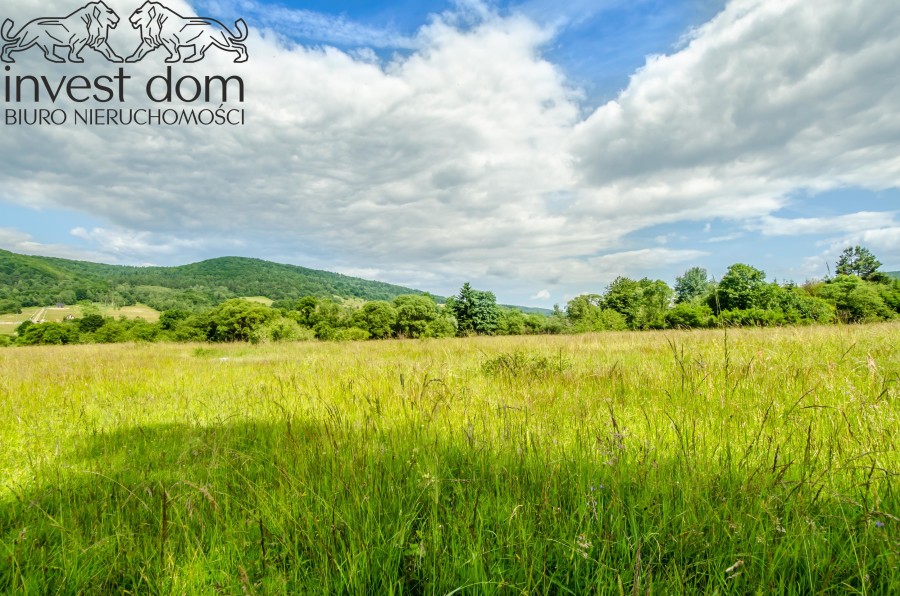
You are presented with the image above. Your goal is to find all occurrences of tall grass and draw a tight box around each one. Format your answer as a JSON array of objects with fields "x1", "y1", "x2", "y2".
[{"x1": 0, "y1": 324, "x2": 898, "y2": 593}]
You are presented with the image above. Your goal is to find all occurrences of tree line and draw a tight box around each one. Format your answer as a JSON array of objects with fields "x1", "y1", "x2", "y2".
[{"x1": 2, "y1": 246, "x2": 898, "y2": 347}]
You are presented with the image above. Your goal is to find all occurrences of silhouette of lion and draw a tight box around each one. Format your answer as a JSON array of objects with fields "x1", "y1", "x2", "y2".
[
  {"x1": 125, "y1": 2, "x2": 248, "y2": 64},
  {"x1": 1, "y1": 1, "x2": 123, "y2": 64}
]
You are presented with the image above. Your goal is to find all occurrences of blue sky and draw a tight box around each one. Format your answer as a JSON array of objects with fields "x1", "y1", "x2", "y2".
[{"x1": 1, "y1": 0, "x2": 898, "y2": 306}]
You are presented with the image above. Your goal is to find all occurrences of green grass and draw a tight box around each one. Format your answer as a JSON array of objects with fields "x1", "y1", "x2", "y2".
[
  {"x1": 1, "y1": 325, "x2": 898, "y2": 593},
  {"x1": 242, "y1": 296, "x2": 275, "y2": 306},
  {"x1": 99, "y1": 302, "x2": 161, "y2": 322}
]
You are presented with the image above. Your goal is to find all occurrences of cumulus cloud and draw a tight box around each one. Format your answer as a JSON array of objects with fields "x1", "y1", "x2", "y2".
[
  {"x1": 1, "y1": 0, "x2": 899, "y2": 301},
  {"x1": 1, "y1": 0, "x2": 587, "y2": 289},
  {"x1": 70, "y1": 226, "x2": 215, "y2": 261},
  {"x1": 572, "y1": 0, "x2": 900, "y2": 221}
]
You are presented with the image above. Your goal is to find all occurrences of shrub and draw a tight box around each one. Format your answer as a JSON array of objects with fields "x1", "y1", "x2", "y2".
[
  {"x1": 665, "y1": 302, "x2": 714, "y2": 329},
  {"x1": 334, "y1": 327, "x2": 370, "y2": 342}
]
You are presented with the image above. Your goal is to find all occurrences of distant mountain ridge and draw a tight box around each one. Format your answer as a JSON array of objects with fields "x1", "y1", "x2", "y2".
[
  {"x1": 0, "y1": 249, "x2": 429, "y2": 311},
  {"x1": 0, "y1": 249, "x2": 551, "y2": 314}
]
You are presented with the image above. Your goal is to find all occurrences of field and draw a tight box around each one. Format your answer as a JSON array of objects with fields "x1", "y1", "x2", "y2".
[
  {"x1": 0, "y1": 325, "x2": 898, "y2": 593},
  {"x1": 0, "y1": 306, "x2": 79, "y2": 335},
  {"x1": 98, "y1": 303, "x2": 161, "y2": 323},
  {"x1": 0, "y1": 303, "x2": 160, "y2": 335}
]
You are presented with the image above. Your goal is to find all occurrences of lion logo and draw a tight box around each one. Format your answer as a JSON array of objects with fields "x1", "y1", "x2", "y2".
[
  {"x1": 1, "y1": 1, "x2": 124, "y2": 63},
  {"x1": 125, "y1": 1, "x2": 248, "y2": 63}
]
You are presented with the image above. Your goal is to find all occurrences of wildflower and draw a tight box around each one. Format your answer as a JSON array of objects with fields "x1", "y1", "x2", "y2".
[
  {"x1": 875, "y1": 521, "x2": 885, "y2": 528},
  {"x1": 575, "y1": 534, "x2": 592, "y2": 558}
]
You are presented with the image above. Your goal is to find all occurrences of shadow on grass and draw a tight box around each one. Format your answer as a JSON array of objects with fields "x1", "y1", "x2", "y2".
[{"x1": 1, "y1": 420, "x2": 896, "y2": 594}]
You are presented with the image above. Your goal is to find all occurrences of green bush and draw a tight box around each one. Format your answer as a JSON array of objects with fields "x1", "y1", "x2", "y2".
[
  {"x1": 250, "y1": 317, "x2": 315, "y2": 343},
  {"x1": 17, "y1": 322, "x2": 80, "y2": 345},
  {"x1": 334, "y1": 327, "x2": 370, "y2": 342},
  {"x1": 665, "y1": 302, "x2": 714, "y2": 329}
]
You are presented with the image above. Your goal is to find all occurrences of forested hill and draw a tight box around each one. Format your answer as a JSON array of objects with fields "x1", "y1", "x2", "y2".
[{"x1": 0, "y1": 249, "x2": 429, "y2": 312}]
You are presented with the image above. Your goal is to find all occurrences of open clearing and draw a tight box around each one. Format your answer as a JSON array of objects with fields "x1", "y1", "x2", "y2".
[
  {"x1": 0, "y1": 303, "x2": 160, "y2": 335},
  {"x1": 98, "y1": 303, "x2": 161, "y2": 322},
  {"x1": 0, "y1": 306, "x2": 78, "y2": 334},
  {"x1": 0, "y1": 325, "x2": 897, "y2": 593}
]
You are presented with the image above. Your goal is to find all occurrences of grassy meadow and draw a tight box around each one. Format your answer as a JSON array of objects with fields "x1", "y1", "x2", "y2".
[{"x1": 0, "y1": 324, "x2": 898, "y2": 593}]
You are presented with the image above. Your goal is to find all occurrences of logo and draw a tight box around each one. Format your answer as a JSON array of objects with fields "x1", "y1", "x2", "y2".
[
  {"x1": 1, "y1": 1, "x2": 248, "y2": 64},
  {"x1": 1, "y1": 2, "x2": 124, "y2": 64},
  {"x1": 2, "y1": 1, "x2": 249, "y2": 128},
  {"x1": 126, "y1": 2, "x2": 248, "y2": 64}
]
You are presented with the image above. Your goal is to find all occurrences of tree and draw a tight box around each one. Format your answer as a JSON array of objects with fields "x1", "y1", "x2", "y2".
[
  {"x1": 17, "y1": 322, "x2": 80, "y2": 345},
  {"x1": 603, "y1": 277, "x2": 673, "y2": 329},
  {"x1": 393, "y1": 294, "x2": 439, "y2": 338},
  {"x1": 294, "y1": 296, "x2": 319, "y2": 326},
  {"x1": 423, "y1": 313, "x2": 457, "y2": 338},
  {"x1": 450, "y1": 283, "x2": 500, "y2": 336},
  {"x1": 835, "y1": 246, "x2": 882, "y2": 279},
  {"x1": 566, "y1": 294, "x2": 627, "y2": 332},
  {"x1": 565, "y1": 294, "x2": 603, "y2": 322},
  {"x1": 353, "y1": 301, "x2": 397, "y2": 339},
  {"x1": 674, "y1": 267, "x2": 711, "y2": 304},
  {"x1": 496, "y1": 309, "x2": 526, "y2": 336},
  {"x1": 207, "y1": 299, "x2": 277, "y2": 342},
  {"x1": 78, "y1": 313, "x2": 106, "y2": 333},
  {"x1": 159, "y1": 309, "x2": 190, "y2": 331},
  {"x1": 816, "y1": 275, "x2": 893, "y2": 322},
  {"x1": 712, "y1": 264, "x2": 768, "y2": 312},
  {"x1": 0, "y1": 299, "x2": 21, "y2": 315}
]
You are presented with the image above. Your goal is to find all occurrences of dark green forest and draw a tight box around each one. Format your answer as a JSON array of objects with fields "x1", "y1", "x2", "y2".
[
  {"x1": 0, "y1": 249, "x2": 428, "y2": 313},
  {"x1": 1, "y1": 246, "x2": 899, "y2": 347}
]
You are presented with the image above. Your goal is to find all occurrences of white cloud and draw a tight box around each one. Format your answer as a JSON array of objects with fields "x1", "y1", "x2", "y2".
[
  {"x1": 707, "y1": 233, "x2": 743, "y2": 243},
  {"x1": 1, "y1": 0, "x2": 587, "y2": 293},
  {"x1": 572, "y1": 0, "x2": 900, "y2": 223},
  {"x1": 1, "y1": 0, "x2": 899, "y2": 301},
  {"x1": 749, "y1": 212, "x2": 898, "y2": 237},
  {"x1": 70, "y1": 227, "x2": 213, "y2": 260},
  {"x1": 0, "y1": 228, "x2": 108, "y2": 262},
  {"x1": 584, "y1": 248, "x2": 708, "y2": 271},
  {"x1": 532, "y1": 289, "x2": 551, "y2": 300},
  {"x1": 821, "y1": 228, "x2": 900, "y2": 258}
]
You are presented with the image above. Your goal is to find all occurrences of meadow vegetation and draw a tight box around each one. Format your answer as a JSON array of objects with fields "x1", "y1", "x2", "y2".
[{"x1": 1, "y1": 324, "x2": 897, "y2": 593}]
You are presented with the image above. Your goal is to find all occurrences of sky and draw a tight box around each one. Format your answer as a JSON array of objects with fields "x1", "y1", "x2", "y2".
[{"x1": 1, "y1": 0, "x2": 899, "y2": 307}]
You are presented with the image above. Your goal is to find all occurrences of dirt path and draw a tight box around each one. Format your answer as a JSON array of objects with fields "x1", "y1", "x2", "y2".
[{"x1": 31, "y1": 307, "x2": 47, "y2": 323}]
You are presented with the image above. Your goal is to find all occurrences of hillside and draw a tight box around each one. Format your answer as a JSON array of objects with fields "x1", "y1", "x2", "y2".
[{"x1": 0, "y1": 250, "x2": 429, "y2": 312}]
